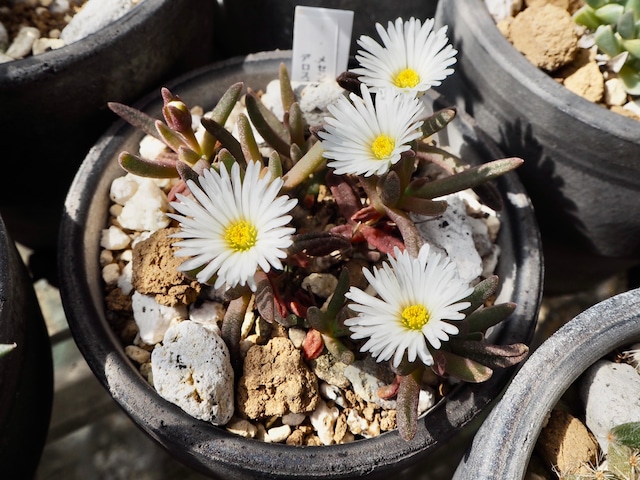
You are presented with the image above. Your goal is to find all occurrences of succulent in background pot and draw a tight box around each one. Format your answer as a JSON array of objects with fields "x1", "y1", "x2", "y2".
[
  {"x1": 0, "y1": 0, "x2": 215, "y2": 250},
  {"x1": 59, "y1": 21, "x2": 542, "y2": 478},
  {"x1": 0, "y1": 214, "x2": 53, "y2": 478},
  {"x1": 434, "y1": 0, "x2": 640, "y2": 294}
]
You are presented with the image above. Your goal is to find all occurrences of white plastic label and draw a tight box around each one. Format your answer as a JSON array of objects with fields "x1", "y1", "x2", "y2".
[{"x1": 291, "y1": 6, "x2": 354, "y2": 83}]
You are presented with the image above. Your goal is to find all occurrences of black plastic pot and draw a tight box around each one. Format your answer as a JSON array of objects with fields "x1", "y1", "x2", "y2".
[
  {"x1": 434, "y1": 1, "x2": 640, "y2": 294},
  {"x1": 452, "y1": 287, "x2": 640, "y2": 480},
  {"x1": 214, "y1": 0, "x2": 439, "y2": 59},
  {"x1": 58, "y1": 51, "x2": 543, "y2": 479},
  {"x1": 0, "y1": 0, "x2": 215, "y2": 250},
  {"x1": 0, "y1": 214, "x2": 53, "y2": 478}
]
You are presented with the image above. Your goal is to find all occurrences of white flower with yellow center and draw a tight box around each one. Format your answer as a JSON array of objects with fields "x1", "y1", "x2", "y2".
[
  {"x1": 351, "y1": 17, "x2": 457, "y2": 95},
  {"x1": 168, "y1": 160, "x2": 297, "y2": 291},
  {"x1": 345, "y1": 244, "x2": 473, "y2": 368},
  {"x1": 318, "y1": 84, "x2": 425, "y2": 177}
]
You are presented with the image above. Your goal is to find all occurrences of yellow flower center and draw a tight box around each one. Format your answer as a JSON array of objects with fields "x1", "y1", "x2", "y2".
[
  {"x1": 394, "y1": 68, "x2": 420, "y2": 89},
  {"x1": 401, "y1": 304, "x2": 431, "y2": 330},
  {"x1": 224, "y1": 220, "x2": 258, "y2": 252},
  {"x1": 371, "y1": 134, "x2": 396, "y2": 159}
]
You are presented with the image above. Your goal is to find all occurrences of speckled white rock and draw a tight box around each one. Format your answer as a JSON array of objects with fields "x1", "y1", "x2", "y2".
[
  {"x1": 152, "y1": 320, "x2": 235, "y2": 425},
  {"x1": 309, "y1": 399, "x2": 339, "y2": 445},
  {"x1": 343, "y1": 358, "x2": 396, "y2": 410},
  {"x1": 580, "y1": 360, "x2": 640, "y2": 451},
  {"x1": 60, "y1": 0, "x2": 139, "y2": 44},
  {"x1": 138, "y1": 134, "x2": 169, "y2": 161},
  {"x1": 188, "y1": 301, "x2": 225, "y2": 335},
  {"x1": 413, "y1": 192, "x2": 485, "y2": 284},
  {"x1": 116, "y1": 178, "x2": 171, "y2": 232},
  {"x1": 110, "y1": 174, "x2": 140, "y2": 205},
  {"x1": 132, "y1": 291, "x2": 187, "y2": 345}
]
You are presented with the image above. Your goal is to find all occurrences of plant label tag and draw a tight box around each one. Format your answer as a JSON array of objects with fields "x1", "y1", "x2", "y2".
[{"x1": 291, "y1": 6, "x2": 354, "y2": 83}]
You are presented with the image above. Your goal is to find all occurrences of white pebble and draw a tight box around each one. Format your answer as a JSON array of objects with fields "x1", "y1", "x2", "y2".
[
  {"x1": 605, "y1": 78, "x2": 628, "y2": 107},
  {"x1": 117, "y1": 261, "x2": 133, "y2": 295},
  {"x1": 100, "y1": 225, "x2": 131, "y2": 250},
  {"x1": 6, "y1": 26, "x2": 40, "y2": 59},
  {"x1": 152, "y1": 321, "x2": 235, "y2": 426},
  {"x1": 31, "y1": 37, "x2": 65, "y2": 55},
  {"x1": 301, "y1": 273, "x2": 338, "y2": 298},
  {"x1": 281, "y1": 412, "x2": 306, "y2": 426},
  {"x1": 138, "y1": 134, "x2": 169, "y2": 161},
  {"x1": 189, "y1": 301, "x2": 225, "y2": 334},
  {"x1": 60, "y1": 0, "x2": 138, "y2": 44},
  {"x1": 417, "y1": 387, "x2": 436, "y2": 416},
  {"x1": 309, "y1": 400, "x2": 339, "y2": 445},
  {"x1": 267, "y1": 424, "x2": 292, "y2": 443},
  {"x1": 132, "y1": 291, "x2": 187, "y2": 345},
  {"x1": 124, "y1": 345, "x2": 151, "y2": 364},
  {"x1": 110, "y1": 174, "x2": 140, "y2": 205},
  {"x1": 101, "y1": 263, "x2": 120, "y2": 285},
  {"x1": 117, "y1": 178, "x2": 170, "y2": 232},
  {"x1": 225, "y1": 418, "x2": 258, "y2": 438}
]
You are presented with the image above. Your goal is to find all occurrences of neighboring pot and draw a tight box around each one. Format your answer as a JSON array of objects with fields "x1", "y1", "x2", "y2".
[
  {"x1": 0, "y1": 213, "x2": 54, "y2": 478},
  {"x1": 214, "y1": 0, "x2": 439, "y2": 59},
  {"x1": 452, "y1": 287, "x2": 640, "y2": 480},
  {"x1": 434, "y1": 1, "x2": 640, "y2": 294},
  {"x1": 0, "y1": 0, "x2": 215, "y2": 250},
  {"x1": 58, "y1": 51, "x2": 543, "y2": 479}
]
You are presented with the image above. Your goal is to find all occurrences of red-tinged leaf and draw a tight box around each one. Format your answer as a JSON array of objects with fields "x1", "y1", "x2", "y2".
[
  {"x1": 108, "y1": 101, "x2": 160, "y2": 139},
  {"x1": 431, "y1": 350, "x2": 493, "y2": 383},
  {"x1": 449, "y1": 341, "x2": 529, "y2": 369},
  {"x1": 302, "y1": 328, "x2": 324, "y2": 360},
  {"x1": 167, "y1": 180, "x2": 189, "y2": 202},
  {"x1": 254, "y1": 271, "x2": 275, "y2": 324},
  {"x1": 351, "y1": 205, "x2": 384, "y2": 223},
  {"x1": 377, "y1": 375, "x2": 401, "y2": 400},
  {"x1": 326, "y1": 171, "x2": 361, "y2": 221},
  {"x1": 359, "y1": 225, "x2": 405, "y2": 255}
]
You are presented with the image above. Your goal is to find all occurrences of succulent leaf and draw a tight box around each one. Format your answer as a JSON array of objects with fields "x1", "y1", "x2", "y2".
[
  {"x1": 432, "y1": 350, "x2": 493, "y2": 383},
  {"x1": 201, "y1": 117, "x2": 246, "y2": 167},
  {"x1": 421, "y1": 108, "x2": 456, "y2": 138},
  {"x1": 396, "y1": 369, "x2": 422, "y2": 441},
  {"x1": 461, "y1": 275, "x2": 500, "y2": 315},
  {"x1": 465, "y1": 302, "x2": 517, "y2": 333},
  {"x1": 448, "y1": 341, "x2": 529, "y2": 369},
  {"x1": 245, "y1": 90, "x2": 291, "y2": 157},
  {"x1": 108, "y1": 101, "x2": 160, "y2": 140},
  {"x1": 118, "y1": 152, "x2": 179, "y2": 178}
]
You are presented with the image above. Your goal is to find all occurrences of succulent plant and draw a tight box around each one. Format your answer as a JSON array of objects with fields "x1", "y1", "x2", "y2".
[{"x1": 574, "y1": 0, "x2": 640, "y2": 94}]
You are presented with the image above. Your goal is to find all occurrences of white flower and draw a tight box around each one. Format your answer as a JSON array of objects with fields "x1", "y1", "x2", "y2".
[
  {"x1": 351, "y1": 17, "x2": 457, "y2": 95},
  {"x1": 345, "y1": 244, "x2": 473, "y2": 368},
  {"x1": 168, "y1": 160, "x2": 297, "y2": 291},
  {"x1": 318, "y1": 84, "x2": 425, "y2": 177}
]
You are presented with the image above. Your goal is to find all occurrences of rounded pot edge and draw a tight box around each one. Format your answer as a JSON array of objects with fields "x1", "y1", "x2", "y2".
[
  {"x1": 59, "y1": 51, "x2": 542, "y2": 479},
  {"x1": 453, "y1": 287, "x2": 640, "y2": 480}
]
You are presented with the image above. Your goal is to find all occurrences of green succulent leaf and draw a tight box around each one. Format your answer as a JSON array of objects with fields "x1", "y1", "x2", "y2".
[
  {"x1": 118, "y1": 152, "x2": 179, "y2": 178},
  {"x1": 628, "y1": 0, "x2": 640, "y2": 20},
  {"x1": 245, "y1": 89, "x2": 291, "y2": 157},
  {"x1": 574, "y1": 5, "x2": 605, "y2": 30},
  {"x1": 405, "y1": 157, "x2": 523, "y2": 199},
  {"x1": 279, "y1": 62, "x2": 296, "y2": 114},
  {"x1": 236, "y1": 113, "x2": 263, "y2": 164},
  {"x1": 201, "y1": 117, "x2": 246, "y2": 167},
  {"x1": 421, "y1": 108, "x2": 456, "y2": 138},
  {"x1": 282, "y1": 141, "x2": 326, "y2": 191},
  {"x1": 608, "y1": 442, "x2": 635, "y2": 478},
  {"x1": 378, "y1": 170, "x2": 402, "y2": 207},
  {"x1": 595, "y1": 24, "x2": 624, "y2": 57},
  {"x1": 585, "y1": 0, "x2": 610, "y2": 9},
  {"x1": 432, "y1": 350, "x2": 493, "y2": 383},
  {"x1": 595, "y1": 3, "x2": 625, "y2": 24},
  {"x1": 622, "y1": 37, "x2": 640, "y2": 57},
  {"x1": 396, "y1": 196, "x2": 448, "y2": 216},
  {"x1": 156, "y1": 120, "x2": 187, "y2": 153},
  {"x1": 609, "y1": 421, "x2": 640, "y2": 449},
  {"x1": 465, "y1": 302, "x2": 517, "y2": 333},
  {"x1": 288, "y1": 102, "x2": 306, "y2": 152},
  {"x1": 268, "y1": 151, "x2": 283, "y2": 178},
  {"x1": 619, "y1": 63, "x2": 640, "y2": 93},
  {"x1": 177, "y1": 146, "x2": 202, "y2": 166},
  {"x1": 618, "y1": 9, "x2": 637, "y2": 38},
  {"x1": 176, "y1": 160, "x2": 200, "y2": 186},
  {"x1": 448, "y1": 341, "x2": 529, "y2": 369},
  {"x1": 461, "y1": 275, "x2": 500, "y2": 315}
]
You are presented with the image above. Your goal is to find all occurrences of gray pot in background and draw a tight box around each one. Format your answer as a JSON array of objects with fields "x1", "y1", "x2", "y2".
[
  {"x1": 452, "y1": 287, "x2": 640, "y2": 480},
  {"x1": 0, "y1": 213, "x2": 53, "y2": 478},
  {"x1": 0, "y1": 0, "x2": 215, "y2": 251},
  {"x1": 434, "y1": 1, "x2": 640, "y2": 294},
  {"x1": 58, "y1": 51, "x2": 542, "y2": 480},
  {"x1": 214, "y1": 0, "x2": 439, "y2": 58}
]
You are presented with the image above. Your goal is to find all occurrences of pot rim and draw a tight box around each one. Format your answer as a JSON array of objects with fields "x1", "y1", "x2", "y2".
[
  {"x1": 0, "y1": 0, "x2": 166, "y2": 83},
  {"x1": 453, "y1": 287, "x2": 640, "y2": 480},
  {"x1": 58, "y1": 51, "x2": 543, "y2": 478}
]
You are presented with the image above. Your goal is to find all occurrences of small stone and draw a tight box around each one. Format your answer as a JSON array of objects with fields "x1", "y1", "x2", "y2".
[
  {"x1": 131, "y1": 291, "x2": 187, "y2": 345},
  {"x1": 101, "y1": 263, "x2": 120, "y2": 285},
  {"x1": 309, "y1": 400, "x2": 339, "y2": 445},
  {"x1": 117, "y1": 178, "x2": 171, "y2": 232},
  {"x1": 562, "y1": 56, "x2": 604, "y2": 103},
  {"x1": 152, "y1": 321, "x2": 235, "y2": 425},
  {"x1": 417, "y1": 387, "x2": 436, "y2": 416},
  {"x1": 60, "y1": 0, "x2": 138, "y2": 44},
  {"x1": 604, "y1": 78, "x2": 628, "y2": 107},
  {"x1": 237, "y1": 337, "x2": 319, "y2": 419},
  {"x1": 319, "y1": 382, "x2": 347, "y2": 408},
  {"x1": 138, "y1": 134, "x2": 169, "y2": 161},
  {"x1": 485, "y1": 0, "x2": 523, "y2": 22},
  {"x1": 580, "y1": 360, "x2": 640, "y2": 451},
  {"x1": 6, "y1": 26, "x2": 40, "y2": 59},
  {"x1": 510, "y1": 4, "x2": 578, "y2": 72},
  {"x1": 301, "y1": 273, "x2": 338, "y2": 298},
  {"x1": 31, "y1": 36, "x2": 65, "y2": 55},
  {"x1": 189, "y1": 301, "x2": 224, "y2": 334},
  {"x1": 124, "y1": 344, "x2": 151, "y2": 364},
  {"x1": 310, "y1": 351, "x2": 350, "y2": 389},
  {"x1": 536, "y1": 409, "x2": 599, "y2": 476},
  {"x1": 267, "y1": 424, "x2": 292, "y2": 443},
  {"x1": 110, "y1": 174, "x2": 140, "y2": 206},
  {"x1": 117, "y1": 261, "x2": 133, "y2": 295},
  {"x1": 100, "y1": 225, "x2": 131, "y2": 250},
  {"x1": 287, "y1": 327, "x2": 307, "y2": 348},
  {"x1": 281, "y1": 412, "x2": 306, "y2": 426},
  {"x1": 343, "y1": 356, "x2": 397, "y2": 410},
  {"x1": 225, "y1": 418, "x2": 258, "y2": 438}
]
